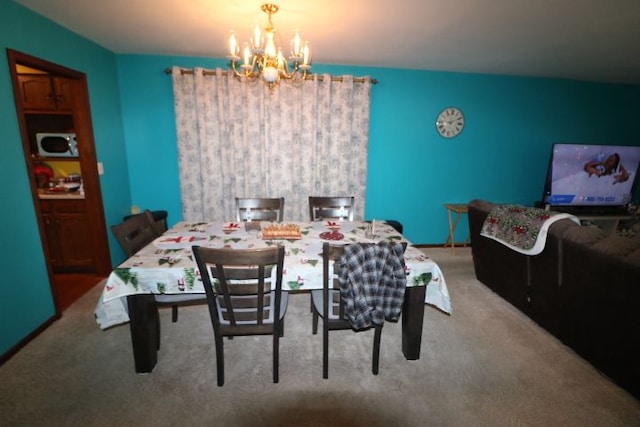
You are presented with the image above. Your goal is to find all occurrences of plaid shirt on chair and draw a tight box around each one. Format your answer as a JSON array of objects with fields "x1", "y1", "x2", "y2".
[{"x1": 338, "y1": 241, "x2": 407, "y2": 330}]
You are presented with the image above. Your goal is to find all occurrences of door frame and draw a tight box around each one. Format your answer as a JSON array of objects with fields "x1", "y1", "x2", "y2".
[{"x1": 6, "y1": 49, "x2": 112, "y2": 311}]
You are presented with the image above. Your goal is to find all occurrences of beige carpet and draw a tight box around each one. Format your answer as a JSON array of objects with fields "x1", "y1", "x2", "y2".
[{"x1": 1, "y1": 247, "x2": 638, "y2": 426}]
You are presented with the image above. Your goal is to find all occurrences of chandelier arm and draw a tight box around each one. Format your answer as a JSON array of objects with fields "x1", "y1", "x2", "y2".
[
  {"x1": 229, "y1": 61, "x2": 244, "y2": 78},
  {"x1": 231, "y1": 61, "x2": 262, "y2": 82},
  {"x1": 278, "y1": 64, "x2": 294, "y2": 79}
]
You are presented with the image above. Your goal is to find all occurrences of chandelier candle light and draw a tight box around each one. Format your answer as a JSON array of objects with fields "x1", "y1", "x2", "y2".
[{"x1": 227, "y1": 3, "x2": 311, "y2": 88}]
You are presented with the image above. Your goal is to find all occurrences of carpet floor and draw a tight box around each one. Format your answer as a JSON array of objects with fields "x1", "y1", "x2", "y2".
[{"x1": 0, "y1": 247, "x2": 638, "y2": 426}]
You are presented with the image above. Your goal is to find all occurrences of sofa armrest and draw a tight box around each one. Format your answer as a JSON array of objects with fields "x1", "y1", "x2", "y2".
[{"x1": 468, "y1": 200, "x2": 531, "y2": 311}]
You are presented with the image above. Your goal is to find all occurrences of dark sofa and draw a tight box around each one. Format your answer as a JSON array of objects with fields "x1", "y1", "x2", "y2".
[{"x1": 468, "y1": 199, "x2": 640, "y2": 399}]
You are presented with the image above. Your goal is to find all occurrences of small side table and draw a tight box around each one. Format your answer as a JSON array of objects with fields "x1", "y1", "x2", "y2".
[{"x1": 444, "y1": 203, "x2": 470, "y2": 254}]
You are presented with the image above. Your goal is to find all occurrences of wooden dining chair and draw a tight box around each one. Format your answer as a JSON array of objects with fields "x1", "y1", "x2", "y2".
[
  {"x1": 307, "y1": 196, "x2": 356, "y2": 311},
  {"x1": 308, "y1": 196, "x2": 355, "y2": 221},
  {"x1": 111, "y1": 210, "x2": 159, "y2": 257},
  {"x1": 236, "y1": 197, "x2": 284, "y2": 222},
  {"x1": 311, "y1": 241, "x2": 407, "y2": 378},
  {"x1": 192, "y1": 245, "x2": 288, "y2": 386},
  {"x1": 110, "y1": 211, "x2": 206, "y2": 323}
]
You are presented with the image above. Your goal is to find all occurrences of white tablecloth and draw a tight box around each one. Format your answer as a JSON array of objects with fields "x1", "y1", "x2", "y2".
[{"x1": 96, "y1": 221, "x2": 451, "y2": 329}]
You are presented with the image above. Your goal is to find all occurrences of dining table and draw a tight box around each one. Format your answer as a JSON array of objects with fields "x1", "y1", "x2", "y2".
[{"x1": 95, "y1": 220, "x2": 452, "y2": 373}]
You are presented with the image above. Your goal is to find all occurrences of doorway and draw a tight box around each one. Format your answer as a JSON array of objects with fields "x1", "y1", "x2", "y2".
[{"x1": 6, "y1": 49, "x2": 112, "y2": 313}]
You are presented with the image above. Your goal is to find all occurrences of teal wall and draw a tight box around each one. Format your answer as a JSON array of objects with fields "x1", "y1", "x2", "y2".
[
  {"x1": 117, "y1": 58, "x2": 640, "y2": 244},
  {"x1": 2, "y1": 1, "x2": 639, "y2": 357},
  {"x1": 0, "y1": 2, "x2": 130, "y2": 356}
]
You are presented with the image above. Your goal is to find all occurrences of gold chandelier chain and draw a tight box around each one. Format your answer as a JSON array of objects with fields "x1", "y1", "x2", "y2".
[{"x1": 261, "y1": 3, "x2": 279, "y2": 32}]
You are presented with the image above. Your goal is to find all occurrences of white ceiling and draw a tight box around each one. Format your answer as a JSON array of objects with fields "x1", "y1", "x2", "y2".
[{"x1": 13, "y1": 0, "x2": 640, "y2": 84}]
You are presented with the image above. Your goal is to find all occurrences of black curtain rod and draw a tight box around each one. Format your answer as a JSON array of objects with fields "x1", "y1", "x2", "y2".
[{"x1": 163, "y1": 67, "x2": 378, "y2": 84}]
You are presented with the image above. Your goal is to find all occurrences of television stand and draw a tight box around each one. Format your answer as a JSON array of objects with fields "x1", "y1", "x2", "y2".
[
  {"x1": 554, "y1": 211, "x2": 633, "y2": 235},
  {"x1": 576, "y1": 214, "x2": 633, "y2": 235}
]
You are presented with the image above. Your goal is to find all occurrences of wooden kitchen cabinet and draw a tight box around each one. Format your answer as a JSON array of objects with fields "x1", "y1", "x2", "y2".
[
  {"x1": 40, "y1": 199, "x2": 95, "y2": 272},
  {"x1": 16, "y1": 74, "x2": 74, "y2": 111}
]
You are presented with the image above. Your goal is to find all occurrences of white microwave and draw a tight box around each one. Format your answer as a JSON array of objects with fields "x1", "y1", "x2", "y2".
[{"x1": 36, "y1": 133, "x2": 78, "y2": 158}]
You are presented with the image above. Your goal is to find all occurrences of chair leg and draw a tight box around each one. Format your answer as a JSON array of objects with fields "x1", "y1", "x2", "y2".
[
  {"x1": 215, "y1": 335, "x2": 225, "y2": 386},
  {"x1": 322, "y1": 321, "x2": 329, "y2": 379},
  {"x1": 273, "y1": 333, "x2": 280, "y2": 383},
  {"x1": 155, "y1": 306, "x2": 161, "y2": 351},
  {"x1": 312, "y1": 309, "x2": 319, "y2": 334},
  {"x1": 171, "y1": 305, "x2": 178, "y2": 323},
  {"x1": 372, "y1": 324, "x2": 382, "y2": 375}
]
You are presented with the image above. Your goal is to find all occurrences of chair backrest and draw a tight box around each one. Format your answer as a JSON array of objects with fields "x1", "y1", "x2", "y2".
[
  {"x1": 236, "y1": 197, "x2": 285, "y2": 222},
  {"x1": 322, "y1": 241, "x2": 408, "y2": 320},
  {"x1": 309, "y1": 196, "x2": 355, "y2": 221},
  {"x1": 322, "y1": 243, "x2": 348, "y2": 320},
  {"x1": 111, "y1": 210, "x2": 159, "y2": 257},
  {"x1": 193, "y1": 246, "x2": 285, "y2": 334}
]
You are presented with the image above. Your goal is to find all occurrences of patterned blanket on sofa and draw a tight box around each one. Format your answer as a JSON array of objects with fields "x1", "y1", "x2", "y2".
[{"x1": 480, "y1": 204, "x2": 580, "y2": 255}]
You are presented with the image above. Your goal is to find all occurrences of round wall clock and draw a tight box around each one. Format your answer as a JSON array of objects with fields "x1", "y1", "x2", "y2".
[{"x1": 435, "y1": 107, "x2": 464, "y2": 138}]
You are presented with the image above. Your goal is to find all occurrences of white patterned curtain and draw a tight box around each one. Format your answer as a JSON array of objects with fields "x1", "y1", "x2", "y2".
[{"x1": 171, "y1": 67, "x2": 372, "y2": 222}]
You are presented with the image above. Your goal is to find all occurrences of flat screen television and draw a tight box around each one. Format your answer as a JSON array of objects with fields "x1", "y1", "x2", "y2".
[{"x1": 542, "y1": 143, "x2": 640, "y2": 211}]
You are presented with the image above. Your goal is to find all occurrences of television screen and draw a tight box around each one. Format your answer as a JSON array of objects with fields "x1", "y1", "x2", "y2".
[{"x1": 543, "y1": 143, "x2": 640, "y2": 208}]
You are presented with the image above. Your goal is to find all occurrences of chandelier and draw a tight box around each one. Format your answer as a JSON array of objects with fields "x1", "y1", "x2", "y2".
[{"x1": 226, "y1": 3, "x2": 312, "y2": 87}]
